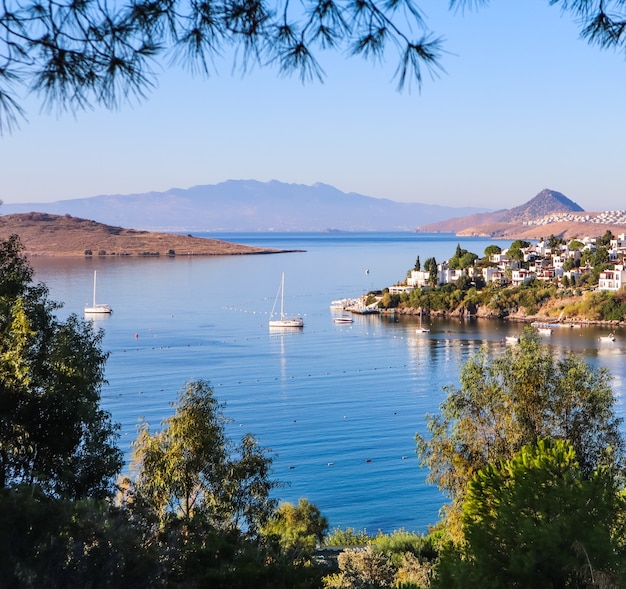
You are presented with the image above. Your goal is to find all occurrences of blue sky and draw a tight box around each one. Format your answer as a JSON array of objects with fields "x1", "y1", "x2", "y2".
[{"x1": 1, "y1": 0, "x2": 625, "y2": 211}]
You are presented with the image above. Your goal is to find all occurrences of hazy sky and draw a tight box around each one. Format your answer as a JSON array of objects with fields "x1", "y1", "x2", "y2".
[{"x1": 1, "y1": 0, "x2": 625, "y2": 211}]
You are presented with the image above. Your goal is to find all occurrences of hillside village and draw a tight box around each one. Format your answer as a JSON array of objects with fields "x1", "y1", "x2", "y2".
[
  {"x1": 356, "y1": 232, "x2": 626, "y2": 324},
  {"x1": 390, "y1": 233, "x2": 626, "y2": 295}
]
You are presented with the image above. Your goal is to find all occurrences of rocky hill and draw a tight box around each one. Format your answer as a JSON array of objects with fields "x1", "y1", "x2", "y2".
[
  {"x1": 498, "y1": 189, "x2": 583, "y2": 223},
  {"x1": 418, "y1": 188, "x2": 623, "y2": 239},
  {"x1": 0, "y1": 213, "x2": 287, "y2": 257}
]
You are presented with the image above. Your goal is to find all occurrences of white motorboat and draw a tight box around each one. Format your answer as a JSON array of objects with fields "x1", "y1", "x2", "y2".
[
  {"x1": 269, "y1": 273, "x2": 303, "y2": 328},
  {"x1": 84, "y1": 271, "x2": 112, "y2": 314},
  {"x1": 333, "y1": 316, "x2": 354, "y2": 324},
  {"x1": 599, "y1": 333, "x2": 616, "y2": 342}
]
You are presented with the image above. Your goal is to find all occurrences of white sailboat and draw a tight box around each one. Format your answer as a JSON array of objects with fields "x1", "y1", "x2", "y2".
[
  {"x1": 269, "y1": 273, "x2": 303, "y2": 328},
  {"x1": 84, "y1": 271, "x2": 112, "y2": 314}
]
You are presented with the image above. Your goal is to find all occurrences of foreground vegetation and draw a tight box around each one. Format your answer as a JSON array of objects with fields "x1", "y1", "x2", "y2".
[{"x1": 4, "y1": 232, "x2": 626, "y2": 587}]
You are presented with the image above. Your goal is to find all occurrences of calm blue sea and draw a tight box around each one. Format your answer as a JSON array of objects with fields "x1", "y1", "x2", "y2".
[{"x1": 28, "y1": 232, "x2": 626, "y2": 535}]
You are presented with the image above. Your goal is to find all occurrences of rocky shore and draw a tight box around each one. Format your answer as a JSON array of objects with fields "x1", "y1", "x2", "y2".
[{"x1": 379, "y1": 304, "x2": 626, "y2": 328}]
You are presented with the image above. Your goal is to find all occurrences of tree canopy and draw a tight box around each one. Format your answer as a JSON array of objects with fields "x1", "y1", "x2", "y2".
[
  {"x1": 123, "y1": 379, "x2": 280, "y2": 538},
  {"x1": 448, "y1": 244, "x2": 478, "y2": 270},
  {"x1": 0, "y1": 234, "x2": 123, "y2": 499},
  {"x1": 416, "y1": 327, "x2": 624, "y2": 539},
  {"x1": 2, "y1": 0, "x2": 626, "y2": 132},
  {"x1": 435, "y1": 438, "x2": 626, "y2": 589},
  {"x1": 262, "y1": 497, "x2": 329, "y2": 561}
]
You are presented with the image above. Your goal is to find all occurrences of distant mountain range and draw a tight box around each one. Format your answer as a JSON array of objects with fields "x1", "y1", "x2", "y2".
[{"x1": 1, "y1": 180, "x2": 490, "y2": 232}]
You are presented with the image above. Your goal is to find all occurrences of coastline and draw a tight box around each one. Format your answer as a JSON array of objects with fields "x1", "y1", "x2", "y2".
[{"x1": 379, "y1": 305, "x2": 626, "y2": 328}]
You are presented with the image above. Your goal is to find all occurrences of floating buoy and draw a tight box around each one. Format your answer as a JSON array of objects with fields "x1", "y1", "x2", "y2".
[{"x1": 134, "y1": 333, "x2": 139, "y2": 338}]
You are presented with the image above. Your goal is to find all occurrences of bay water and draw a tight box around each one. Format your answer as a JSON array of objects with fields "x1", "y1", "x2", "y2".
[{"x1": 29, "y1": 232, "x2": 625, "y2": 534}]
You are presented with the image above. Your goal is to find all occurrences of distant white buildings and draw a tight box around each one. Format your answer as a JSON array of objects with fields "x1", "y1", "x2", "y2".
[{"x1": 389, "y1": 234, "x2": 626, "y2": 293}]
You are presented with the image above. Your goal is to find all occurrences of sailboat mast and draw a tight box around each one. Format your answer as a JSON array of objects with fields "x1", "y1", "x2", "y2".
[
  {"x1": 93, "y1": 271, "x2": 97, "y2": 307},
  {"x1": 281, "y1": 273, "x2": 285, "y2": 319}
]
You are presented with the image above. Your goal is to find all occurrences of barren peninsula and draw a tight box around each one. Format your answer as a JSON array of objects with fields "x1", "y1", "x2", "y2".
[{"x1": 0, "y1": 213, "x2": 293, "y2": 257}]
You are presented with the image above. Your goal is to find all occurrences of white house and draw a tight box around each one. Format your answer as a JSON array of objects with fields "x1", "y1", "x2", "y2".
[
  {"x1": 407, "y1": 270, "x2": 430, "y2": 288},
  {"x1": 511, "y1": 269, "x2": 536, "y2": 287},
  {"x1": 482, "y1": 267, "x2": 507, "y2": 284},
  {"x1": 598, "y1": 265, "x2": 626, "y2": 291}
]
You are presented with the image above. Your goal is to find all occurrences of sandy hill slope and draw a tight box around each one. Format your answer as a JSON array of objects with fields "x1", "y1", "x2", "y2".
[{"x1": 0, "y1": 213, "x2": 286, "y2": 257}]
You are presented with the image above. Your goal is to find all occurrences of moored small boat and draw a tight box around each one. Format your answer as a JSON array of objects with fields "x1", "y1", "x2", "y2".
[{"x1": 333, "y1": 316, "x2": 354, "y2": 324}]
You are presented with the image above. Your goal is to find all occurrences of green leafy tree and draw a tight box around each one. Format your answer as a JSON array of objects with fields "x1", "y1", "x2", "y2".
[
  {"x1": 424, "y1": 257, "x2": 438, "y2": 286},
  {"x1": 414, "y1": 256, "x2": 421, "y2": 272},
  {"x1": 124, "y1": 379, "x2": 279, "y2": 538},
  {"x1": 454, "y1": 273, "x2": 472, "y2": 291},
  {"x1": 547, "y1": 234, "x2": 565, "y2": 250},
  {"x1": 262, "y1": 498, "x2": 328, "y2": 561},
  {"x1": 483, "y1": 244, "x2": 501, "y2": 257},
  {"x1": 324, "y1": 527, "x2": 372, "y2": 547},
  {"x1": 599, "y1": 229, "x2": 616, "y2": 246},
  {"x1": 563, "y1": 257, "x2": 576, "y2": 272},
  {"x1": 507, "y1": 240, "x2": 530, "y2": 264},
  {"x1": 0, "y1": 235, "x2": 123, "y2": 499},
  {"x1": 415, "y1": 327, "x2": 624, "y2": 539},
  {"x1": 449, "y1": 245, "x2": 478, "y2": 270},
  {"x1": 435, "y1": 439, "x2": 626, "y2": 589}
]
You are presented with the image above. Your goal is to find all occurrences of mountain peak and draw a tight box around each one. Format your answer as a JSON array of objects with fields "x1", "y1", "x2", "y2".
[{"x1": 499, "y1": 188, "x2": 584, "y2": 223}]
